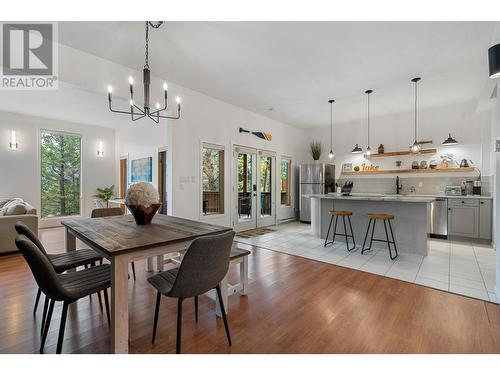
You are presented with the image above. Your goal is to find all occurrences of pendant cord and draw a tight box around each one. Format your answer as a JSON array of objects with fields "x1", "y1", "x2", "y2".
[
  {"x1": 414, "y1": 80, "x2": 418, "y2": 143},
  {"x1": 330, "y1": 102, "x2": 333, "y2": 151},
  {"x1": 367, "y1": 92, "x2": 370, "y2": 147},
  {"x1": 145, "y1": 22, "x2": 149, "y2": 69}
]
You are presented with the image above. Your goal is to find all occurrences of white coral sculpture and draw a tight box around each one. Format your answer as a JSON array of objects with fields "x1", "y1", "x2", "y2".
[{"x1": 125, "y1": 182, "x2": 160, "y2": 208}]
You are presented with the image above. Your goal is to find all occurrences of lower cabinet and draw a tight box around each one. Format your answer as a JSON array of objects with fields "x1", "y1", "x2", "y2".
[{"x1": 447, "y1": 198, "x2": 492, "y2": 240}]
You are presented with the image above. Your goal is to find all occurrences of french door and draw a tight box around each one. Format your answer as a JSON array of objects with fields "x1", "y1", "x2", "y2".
[{"x1": 233, "y1": 146, "x2": 276, "y2": 232}]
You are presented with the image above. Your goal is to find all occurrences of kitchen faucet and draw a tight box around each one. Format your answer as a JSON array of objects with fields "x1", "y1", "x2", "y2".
[{"x1": 396, "y1": 176, "x2": 402, "y2": 195}]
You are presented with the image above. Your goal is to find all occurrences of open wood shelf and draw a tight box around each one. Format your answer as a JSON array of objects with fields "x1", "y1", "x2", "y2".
[
  {"x1": 341, "y1": 167, "x2": 476, "y2": 176},
  {"x1": 365, "y1": 148, "x2": 437, "y2": 158}
]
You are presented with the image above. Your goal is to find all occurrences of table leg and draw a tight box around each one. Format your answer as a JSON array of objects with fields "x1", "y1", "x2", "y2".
[
  {"x1": 145, "y1": 258, "x2": 154, "y2": 272},
  {"x1": 240, "y1": 256, "x2": 249, "y2": 295},
  {"x1": 65, "y1": 228, "x2": 76, "y2": 252},
  {"x1": 215, "y1": 274, "x2": 229, "y2": 318},
  {"x1": 156, "y1": 255, "x2": 164, "y2": 272},
  {"x1": 111, "y1": 254, "x2": 129, "y2": 354}
]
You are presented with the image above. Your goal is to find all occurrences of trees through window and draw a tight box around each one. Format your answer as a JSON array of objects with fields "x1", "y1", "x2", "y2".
[
  {"x1": 41, "y1": 130, "x2": 81, "y2": 218},
  {"x1": 202, "y1": 144, "x2": 224, "y2": 215}
]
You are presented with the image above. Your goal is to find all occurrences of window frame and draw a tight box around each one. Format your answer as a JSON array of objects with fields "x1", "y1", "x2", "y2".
[
  {"x1": 280, "y1": 157, "x2": 292, "y2": 207},
  {"x1": 200, "y1": 141, "x2": 225, "y2": 218},
  {"x1": 39, "y1": 128, "x2": 83, "y2": 219}
]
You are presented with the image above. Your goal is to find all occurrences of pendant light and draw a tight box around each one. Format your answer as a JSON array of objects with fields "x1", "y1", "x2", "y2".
[
  {"x1": 442, "y1": 133, "x2": 458, "y2": 146},
  {"x1": 409, "y1": 77, "x2": 422, "y2": 155},
  {"x1": 351, "y1": 144, "x2": 363, "y2": 153},
  {"x1": 328, "y1": 99, "x2": 335, "y2": 159},
  {"x1": 365, "y1": 90, "x2": 373, "y2": 156},
  {"x1": 488, "y1": 43, "x2": 500, "y2": 79}
]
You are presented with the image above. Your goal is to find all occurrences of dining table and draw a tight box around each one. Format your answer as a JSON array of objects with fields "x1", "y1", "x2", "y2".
[{"x1": 61, "y1": 214, "x2": 232, "y2": 354}]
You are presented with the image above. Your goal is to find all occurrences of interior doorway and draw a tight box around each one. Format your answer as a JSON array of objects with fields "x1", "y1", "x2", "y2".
[
  {"x1": 119, "y1": 157, "x2": 127, "y2": 214},
  {"x1": 158, "y1": 149, "x2": 168, "y2": 215},
  {"x1": 233, "y1": 145, "x2": 276, "y2": 232}
]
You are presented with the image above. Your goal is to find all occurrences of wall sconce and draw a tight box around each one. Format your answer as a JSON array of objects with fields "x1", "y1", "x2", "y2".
[
  {"x1": 97, "y1": 141, "x2": 104, "y2": 157},
  {"x1": 9, "y1": 130, "x2": 18, "y2": 151}
]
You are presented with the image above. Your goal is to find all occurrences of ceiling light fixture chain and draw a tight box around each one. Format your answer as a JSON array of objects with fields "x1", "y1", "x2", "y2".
[{"x1": 107, "y1": 21, "x2": 181, "y2": 124}]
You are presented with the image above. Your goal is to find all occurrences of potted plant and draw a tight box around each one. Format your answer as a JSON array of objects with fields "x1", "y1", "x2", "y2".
[
  {"x1": 125, "y1": 182, "x2": 161, "y2": 225},
  {"x1": 93, "y1": 185, "x2": 115, "y2": 208},
  {"x1": 310, "y1": 141, "x2": 322, "y2": 161}
]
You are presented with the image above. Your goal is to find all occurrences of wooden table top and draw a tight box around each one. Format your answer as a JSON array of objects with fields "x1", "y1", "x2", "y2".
[{"x1": 61, "y1": 214, "x2": 232, "y2": 256}]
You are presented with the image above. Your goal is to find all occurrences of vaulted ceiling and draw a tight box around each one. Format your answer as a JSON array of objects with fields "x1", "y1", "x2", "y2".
[{"x1": 58, "y1": 21, "x2": 497, "y2": 128}]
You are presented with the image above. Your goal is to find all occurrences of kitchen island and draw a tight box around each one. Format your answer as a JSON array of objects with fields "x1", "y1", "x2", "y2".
[{"x1": 309, "y1": 193, "x2": 435, "y2": 256}]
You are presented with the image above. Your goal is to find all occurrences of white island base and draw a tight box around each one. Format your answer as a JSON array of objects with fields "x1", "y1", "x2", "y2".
[{"x1": 310, "y1": 194, "x2": 433, "y2": 256}]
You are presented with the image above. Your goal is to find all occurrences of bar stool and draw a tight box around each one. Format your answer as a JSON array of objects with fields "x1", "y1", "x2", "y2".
[
  {"x1": 324, "y1": 210, "x2": 355, "y2": 252},
  {"x1": 361, "y1": 213, "x2": 398, "y2": 260}
]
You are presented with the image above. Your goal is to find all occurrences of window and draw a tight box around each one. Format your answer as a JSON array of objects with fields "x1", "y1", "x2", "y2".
[
  {"x1": 281, "y1": 158, "x2": 291, "y2": 206},
  {"x1": 201, "y1": 143, "x2": 224, "y2": 215},
  {"x1": 41, "y1": 130, "x2": 81, "y2": 218}
]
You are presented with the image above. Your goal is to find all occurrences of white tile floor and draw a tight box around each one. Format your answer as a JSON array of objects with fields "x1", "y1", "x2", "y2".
[{"x1": 235, "y1": 221, "x2": 498, "y2": 303}]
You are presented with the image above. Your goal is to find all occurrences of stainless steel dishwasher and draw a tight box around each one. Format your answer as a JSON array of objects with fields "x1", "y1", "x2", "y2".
[{"x1": 429, "y1": 198, "x2": 448, "y2": 239}]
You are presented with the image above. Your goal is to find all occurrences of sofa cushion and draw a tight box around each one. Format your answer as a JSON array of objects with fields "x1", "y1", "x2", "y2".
[
  {"x1": 24, "y1": 203, "x2": 37, "y2": 215},
  {"x1": 5, "y1": 203, "x2": 28, "y2": 215}
]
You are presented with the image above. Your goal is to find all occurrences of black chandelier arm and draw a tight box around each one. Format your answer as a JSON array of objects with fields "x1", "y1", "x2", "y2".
[
  {"x1": 155, "y1": 111, "x2": 181, "y2": 120},
  {"x1": 147, "y1": 113, "x2": 160, "y2": 124},
  {"x1": 109, "y1": 101, "x2": 146, "y2": 117}
]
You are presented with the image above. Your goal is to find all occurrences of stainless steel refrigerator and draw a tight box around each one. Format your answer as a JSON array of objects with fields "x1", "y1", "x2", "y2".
[{"x1": 299, "y1": 163, "x2": 335, "y2": 222}]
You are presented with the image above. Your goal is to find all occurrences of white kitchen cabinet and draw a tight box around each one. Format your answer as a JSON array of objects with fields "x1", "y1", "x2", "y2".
[
  {"x1": 447, "y1": 199, "x2": 479, "y2": 238},
  {"x1": 479, "y1": 199, "x2": 492, "y2": 240}
]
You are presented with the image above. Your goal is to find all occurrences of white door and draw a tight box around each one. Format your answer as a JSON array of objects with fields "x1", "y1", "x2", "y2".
[
  {"x1": 257, "y1": 151, "x2": 276, "y2": 228},
  {"x1": 233, "y1": 147, "x2": 258, "y2": 232}
]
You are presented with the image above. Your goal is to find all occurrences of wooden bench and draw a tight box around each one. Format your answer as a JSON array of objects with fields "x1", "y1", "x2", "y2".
[{"x1": 162, "y1": 246, "x2": 250, "y2": 317}]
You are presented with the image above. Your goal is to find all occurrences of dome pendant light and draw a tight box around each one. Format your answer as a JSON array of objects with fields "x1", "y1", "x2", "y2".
[
  {"x1": 488, "y1": 43, "x2": 500, "y2": 79},
  {"x1": 442, "y1": 133, "x2": 458, "y2": 146},
  {"x1": 409, "y1": 77, "x2": 422, "y2": 155},
  {"x1": 328, "y1": 99, "x2": 335, "y2": 159},
  {"x1": 364, "y1": 90, "x2": 373, "y2": 157},
  {"x1": 351, "y1": 144, "x2": 363, "y2": 153}
]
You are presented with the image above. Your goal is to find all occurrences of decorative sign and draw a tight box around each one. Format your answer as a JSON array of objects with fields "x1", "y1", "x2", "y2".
[
  {"x1": 131, "y1": 157, "x2": 152, "y2": 182},
  {"x1": 342, "y1": 163, "x2": 353, "y2": 172},
  {"x1": 239, "y1": 127, "x2": 272, "y2": 141}
]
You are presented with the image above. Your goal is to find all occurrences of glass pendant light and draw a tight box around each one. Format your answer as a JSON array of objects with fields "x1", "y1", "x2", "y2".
[
  {"x1": 409, "y1": 77, "x2": 422, "y2": 155},
  {"x1": 328, "y1": 99, "x2": 335, "y2": 159},
  {"x1": 365, "y1": 90, "x2": 373, "y2": 156},
  {"x1": 442, "y1": 133, "x2": 458, "y2": 146},
  {"x1": 488, "y1": 43, "x2": 500, "y2": 79}
]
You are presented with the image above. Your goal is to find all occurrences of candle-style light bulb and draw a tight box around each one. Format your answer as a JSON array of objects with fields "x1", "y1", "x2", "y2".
[
  {"x1": 163, "y1": 82, "x2": 168, "y2": 91},
  {"x1": 176, "y1": 97, "x2": 181, "y2": 104},
  {"x1": 156, "y1": 102, "x2": 160, "y2": 110},
  {"x1": 128, "y1": 76, "x2": 134, "y2": 85},
  {"x1": 130, "y1": 99, "x2": 134, "y2": 106},
  {"x1": 107, "y1": 85, "x2": 113, "y2": 93}
]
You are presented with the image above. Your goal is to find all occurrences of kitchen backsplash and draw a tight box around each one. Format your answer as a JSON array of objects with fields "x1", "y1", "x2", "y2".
[{"x1": 336, "y1": 175, "x2": 493, "y2": 196}]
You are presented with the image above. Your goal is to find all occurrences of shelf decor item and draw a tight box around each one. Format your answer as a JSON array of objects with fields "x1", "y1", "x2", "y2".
[
  {"x1": 342, "y1": 163, "x2": 353, "y2": 172},
  {"x1": 239, "y1": 127, "x2": 272, "y2": 141},
  {"x1": 107, "y1": 22, "x2": 181, "y2": 124},
  {"x1": 310, "y1": 141, "x2": 322, "y2": 161},
  {"x1": 125, "y1": 182, "x2": 161, "y2": 225}
]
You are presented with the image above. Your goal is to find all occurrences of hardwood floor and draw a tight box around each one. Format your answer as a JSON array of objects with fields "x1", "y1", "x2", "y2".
[{"x1": 0, "y1": 227, "x2": 499, "y2": 354}]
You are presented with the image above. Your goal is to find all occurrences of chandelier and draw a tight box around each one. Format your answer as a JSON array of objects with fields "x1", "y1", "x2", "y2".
[{"x1": 107, "y1": 21, "x2": 181, "y2": 123}]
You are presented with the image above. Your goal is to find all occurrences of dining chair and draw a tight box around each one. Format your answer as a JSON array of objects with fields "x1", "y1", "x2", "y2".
[
  {"x1": 147, "y1": 230, "x2": 235, "y2": 353},
  {"x1": 14, "y1": 221, "x2": 103, "y2": 334},
  {"x1": 91, "y1": 207, "x2": 136, "y2": 280},
  {"x1": 15, "y1": 234, "x2": 111, "y2": 354}
]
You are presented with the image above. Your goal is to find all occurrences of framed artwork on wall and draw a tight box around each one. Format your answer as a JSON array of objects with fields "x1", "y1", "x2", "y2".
[
  {"x1": 131, "y1": 157, "x2": 152, "y2": 182},
  {"x1": 342, "y1": 163, "x2": 353, "y2": 172}
]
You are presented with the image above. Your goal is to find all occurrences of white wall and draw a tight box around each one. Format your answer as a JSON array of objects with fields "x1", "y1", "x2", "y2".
[
  {"x1": 303, "y1": 100, "x2": 492, "y2": 178},
  {"x1": 116, "y1": 83, "x2": 306, "y2": 228},
  {"x1": 0, "y1": 111, "x2": 115, "y2": 227}
]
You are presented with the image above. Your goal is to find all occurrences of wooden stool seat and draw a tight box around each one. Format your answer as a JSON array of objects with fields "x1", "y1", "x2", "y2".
[
  {"x1": 366, "y1": 213, "x2": 394, "y2": 220},
  {"x1": 329, "y1": 210, "x2": 352, "y2": 217}
]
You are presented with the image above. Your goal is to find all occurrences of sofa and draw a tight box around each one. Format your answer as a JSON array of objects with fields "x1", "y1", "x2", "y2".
[{"x1": 0, "y1": 198, "x2": 38, "y2": 254}]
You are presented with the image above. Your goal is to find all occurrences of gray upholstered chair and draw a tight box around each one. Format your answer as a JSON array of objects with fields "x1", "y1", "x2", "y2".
[
  {"x1": 15, "y1": 234, "x2": 111, "y2": 354},
  {"x1": 14, "y1": 221, "x2": 103, "y2": 334},
  {"x1": 148, "y1": 230, "x2": 235, "y2": 354},
  {"x1": 90, "y1": 207, "x2": 136, "y2": 280}
]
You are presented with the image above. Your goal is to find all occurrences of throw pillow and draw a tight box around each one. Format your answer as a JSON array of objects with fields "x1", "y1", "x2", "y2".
[{"x1": 5, "y1": 203, "x2": 28, "y2": 216}]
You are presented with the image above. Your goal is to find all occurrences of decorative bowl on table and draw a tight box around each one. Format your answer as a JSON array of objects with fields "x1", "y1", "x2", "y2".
[{"x1": 125, "y1": 182, "x2": 161, "y2": 225}]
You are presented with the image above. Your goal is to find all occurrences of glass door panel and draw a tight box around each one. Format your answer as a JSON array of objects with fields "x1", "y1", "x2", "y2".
[
  {"x1": 234, "y1": 148, "x2": 257, "y2": 232},
  {"x1": 257, "y1": 153, "x2": 276, "y2": 227}
]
